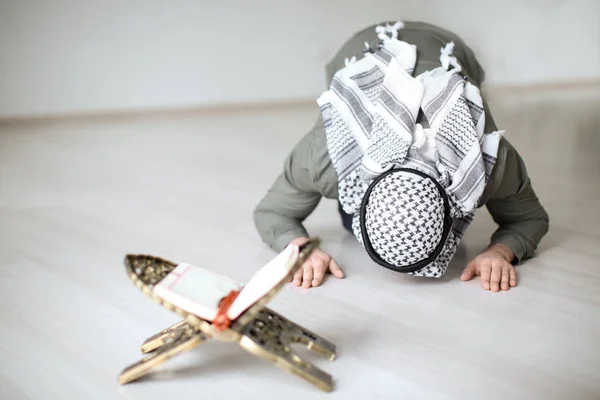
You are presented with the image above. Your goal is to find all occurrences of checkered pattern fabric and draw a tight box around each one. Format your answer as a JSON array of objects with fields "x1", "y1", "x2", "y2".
[
  {"x1": 362, "y1": 172, "x2": 445, "y2": 266},
  {"x1": 317, "y1": 22, "x2": 503, "y2": 277}
]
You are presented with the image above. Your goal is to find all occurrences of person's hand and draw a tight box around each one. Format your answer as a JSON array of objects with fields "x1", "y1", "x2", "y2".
[
  {"x1": 289, "y1": 237, "x2": 344, "y2": 288},
  {"x1": 460, "y1": 244, "x2": 517, "y2": 292}
]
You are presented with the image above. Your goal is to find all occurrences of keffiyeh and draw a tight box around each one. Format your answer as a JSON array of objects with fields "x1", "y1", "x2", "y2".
[{"x1": 317, "y1": 22, "x2": 503, "y2": 277}]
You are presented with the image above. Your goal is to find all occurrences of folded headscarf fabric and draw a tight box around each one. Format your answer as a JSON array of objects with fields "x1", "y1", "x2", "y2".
[{"x1": 317, "y1": 22, "x2": 503, "y2": 277}]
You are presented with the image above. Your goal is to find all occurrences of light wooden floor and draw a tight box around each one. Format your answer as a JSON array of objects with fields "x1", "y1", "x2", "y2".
[{"x1": 1, "y1": 85, "x2": 599, "y2": 400}]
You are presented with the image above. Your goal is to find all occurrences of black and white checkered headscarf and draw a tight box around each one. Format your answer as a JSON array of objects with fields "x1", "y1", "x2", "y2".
[
  {"x1": 353, "y1": 168, "x2": 452, "y2": 273},
  {"x1": 318, "y1": 23, "x2": 502, "y2": 277}
]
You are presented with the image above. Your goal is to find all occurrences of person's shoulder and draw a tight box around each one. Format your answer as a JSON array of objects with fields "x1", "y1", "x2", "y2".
[
  {"x1": 481, "y1": 135, "x2": 527, "y2": 203},
  {"x1": 307, "y1": 116, "x2": 338, "y2": 197},
  {"x1": 478, "y1": 136, "x2": 507, "y2": 204},
  {"x1": 284, "y1": 114, "x2": 337, "y2": 197}
]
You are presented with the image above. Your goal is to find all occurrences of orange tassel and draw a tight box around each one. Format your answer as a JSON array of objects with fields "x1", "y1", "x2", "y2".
[{"x1": 213, "y1": 290, "x2": 241, "y2": 331}]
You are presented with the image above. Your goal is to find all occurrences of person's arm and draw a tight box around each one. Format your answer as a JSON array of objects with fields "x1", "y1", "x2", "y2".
[
  {"x1": 253, "y1": 116, "x2": 337, "y2": 252},
  {"x1": 461, "y1": 136, "x2": 549, "y2": 291},
  {"x1": 485, "y1": 137, "x2": 550, "y2": 263}
]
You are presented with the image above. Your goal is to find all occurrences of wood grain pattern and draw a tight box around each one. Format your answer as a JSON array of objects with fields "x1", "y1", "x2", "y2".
[{"x1": 1, "y1": 86, "x2": 599, "y2": 399}]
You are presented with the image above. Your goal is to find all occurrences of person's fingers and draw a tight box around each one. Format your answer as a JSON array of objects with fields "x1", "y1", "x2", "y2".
[
  {"x1": 480, "y1": 263, "x2": 492, "y2": 290},
  {"x1": 292, "y1": 264, "x2": 304, "y2": 286},
  {"x1": 490, "y1": 260, "x2": 502, "y2": 292},
  {"x1": 313, "y1": 249, "x2": 330, "y2": 262},
  {"x1": 329, "y1": 259, "x2": 345, "y2": 279},
  {"x1": 501, "y1": 265, "x2": 510, "y2": 291},
  {"x1": 311, "y1": 256, "x2": 327, "y2": 273},
  {"x1": 312, "y1": 262, "x2": 326, "y2": 287},
  {"x1": 509, "y1": 267, "x2": 517, "y2": 287},
  {"x1": 289, "y1": 263, "x2": 300, "y2": 282},
  {"x1": 460, "y1": 261, "x2": 476, "y2": 281},
  {"x1": 302, "y1": 261, "x2": 314, "y2": 288},
  {"x1": 312, "y1": 249, "x2": 344, "y2": 279}
]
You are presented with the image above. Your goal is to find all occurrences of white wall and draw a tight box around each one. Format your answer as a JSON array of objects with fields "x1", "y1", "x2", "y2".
[{"x1": 1, "y1": 0, "x2": 599, "y2": 118}]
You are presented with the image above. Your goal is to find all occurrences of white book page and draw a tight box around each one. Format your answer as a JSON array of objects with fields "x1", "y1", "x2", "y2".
[
  {"x1": 227, "y1": 244, "x2": 299, "y2": 320},
  {"x1": 152, "y1": 263, "x2": 240, "y2": 321}
]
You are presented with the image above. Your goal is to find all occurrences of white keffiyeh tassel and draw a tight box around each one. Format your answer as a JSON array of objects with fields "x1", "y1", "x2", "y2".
[
  {"x1": 344, "y1": 55, "x2": 357, "y2": 66},
  {"x1": 375, "y1": 25, "x2": 388, "y2": 41},
  {"x1": 376, "y1": 21, "x2": 405, "y2": 41},
  {"x1": 440, "y1": 41, "x2": 462, "y2": 72}
]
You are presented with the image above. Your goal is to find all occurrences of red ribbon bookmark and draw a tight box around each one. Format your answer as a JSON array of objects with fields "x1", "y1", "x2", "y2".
[{"x1": 213, "y1": 290, "x2": 241, "y2": 331}]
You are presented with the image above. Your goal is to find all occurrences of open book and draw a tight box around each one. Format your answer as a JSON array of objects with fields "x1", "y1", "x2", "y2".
[{"x1": 152, "y1": 244, "x2": 300, "y2": 323}]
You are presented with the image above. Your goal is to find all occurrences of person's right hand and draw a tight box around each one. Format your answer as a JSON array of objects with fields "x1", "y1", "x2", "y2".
[{"x1": 289, "y1": 237, "x2": 345, "y2": 288}]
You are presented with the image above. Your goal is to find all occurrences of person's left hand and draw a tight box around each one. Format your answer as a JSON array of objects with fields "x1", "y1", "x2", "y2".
[{"x1": 460, "y1": 244, "x2": 517, "y2": 292}]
